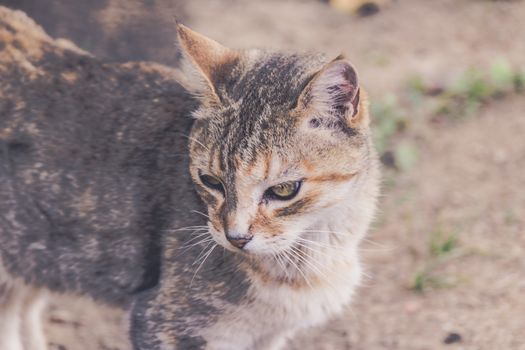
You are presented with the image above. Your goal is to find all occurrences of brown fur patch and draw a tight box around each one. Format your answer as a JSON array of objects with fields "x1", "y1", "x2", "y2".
[
  {"x1": 274, "y1": 192, "x2": 318, "y2": 218},
  {"x1": 348, "y1": 89, "x2": 370, "y2": 128},
  {"x1": 242, "y1": 160, "x2": 257, "y2": 177},
  {"x1": 61, "y1": 71, "x2": 78, "y2": 83},
  {"x1": 209, "y1": 217, "x2": 223, "y2": 233},
  {"x1": 301, "y1": 159, "x2": 315, "y2": 172},
  {"x1": 263, "y1": 154, "x2": 272, "y2": 180},
  {"x1": 307, "y1": 172, "x2": 355, "y2": 183},
  {"x1": 251, "y1": 210, "x2": 282, "y2": 236}
]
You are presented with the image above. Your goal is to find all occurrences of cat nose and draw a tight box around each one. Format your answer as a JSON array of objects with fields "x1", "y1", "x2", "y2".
[{"x1": 225, "y1": 232, "x2": 253, "y2": 249}]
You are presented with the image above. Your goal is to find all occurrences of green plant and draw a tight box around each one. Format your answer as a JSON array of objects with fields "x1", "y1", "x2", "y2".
[
  {"x1": 490, "y1": 59, "x2": 515, "y2": 93},
  {"x1": 413, "y1": 271, "x2": 426, "y2": 292},
  {"x1": 433, "y1": 60, "x2": 524, "y2": 119},
  {"x1": 412, "y1": 270, "x2": 456, "y2": 292},
  {"x1": 394, "y1": 141, "x2": 418, "y2": 172},
  {"x1": 411, "y1": 229, "x2": 462, "y2": 293},
  {"x1": 430, "y1": 231, "x2": 458, "y2": 257},
  {"x1": 370, "y1": 94, "x2": 407, "y2": 154}
]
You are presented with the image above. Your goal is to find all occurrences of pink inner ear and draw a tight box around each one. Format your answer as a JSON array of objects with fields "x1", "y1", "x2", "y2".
[
  {"x1": 311, "y1": 61, "x2": 358, "y2": 101},
  {"x1": 320, "y1": 62, "x2": 359, "y2": 118}
]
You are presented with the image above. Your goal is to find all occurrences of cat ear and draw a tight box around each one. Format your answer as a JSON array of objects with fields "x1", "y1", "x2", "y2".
[
  {"x1": 176, "y1": 23, "x2": 239, "y2": 101},
  {"x1": 298, "y1": 58, "x2": 365, "y2": 128}
]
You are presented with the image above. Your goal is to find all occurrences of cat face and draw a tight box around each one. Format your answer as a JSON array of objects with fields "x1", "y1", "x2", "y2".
[{"x1": 179, "y1": 25, "x2": 378, "y2": 258}]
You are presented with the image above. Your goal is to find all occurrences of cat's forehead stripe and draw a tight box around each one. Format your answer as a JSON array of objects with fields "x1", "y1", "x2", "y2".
[
  {"x1": 207, "y1": 53, "x2": 324, "y2": 164},
  {"x1": 263, "y1": 153, "x2": 272, "y2": 180}
]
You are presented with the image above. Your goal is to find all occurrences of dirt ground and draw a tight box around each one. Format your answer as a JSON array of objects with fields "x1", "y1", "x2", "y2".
[{"x1": 4, "y1": 0, "x2": 524, "y2": 349}]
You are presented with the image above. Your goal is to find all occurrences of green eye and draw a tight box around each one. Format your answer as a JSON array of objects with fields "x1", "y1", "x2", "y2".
[
  {"x1": 265, "y1": 181, "x2": 302, "y2": 201},
  {"x1": 199, "y1": 173, "x2": 224, "y2": 193}
]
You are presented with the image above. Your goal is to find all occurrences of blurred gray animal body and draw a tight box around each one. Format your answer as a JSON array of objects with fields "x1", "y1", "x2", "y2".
[
  {"x1": 0, "y1": 6, "x2": 379, "y2": 350},
  {"x1": 0, "y1": 7, "x2": 200, "y2": 349}
]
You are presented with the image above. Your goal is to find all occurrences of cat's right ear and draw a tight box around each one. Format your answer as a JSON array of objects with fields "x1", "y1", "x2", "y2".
[
  {"x1": 296, "y1": 58, "x2": 369, "y2": 129},
  {"x1": 176, "y1": 23, "x2": 239, "y2": 103}
]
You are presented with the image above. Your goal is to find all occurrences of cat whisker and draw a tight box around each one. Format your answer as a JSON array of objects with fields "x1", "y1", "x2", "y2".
[
  {"x1": 300, "y1": 229, "x2": 391, "y2": 250},
  {"x1": 292, "y1": 244, "x2": 338, "y2": 276},
  {"x1": 191, "y1": 210, "x2": 211, "y2": 220},
  {"x1": 191, "y1": 243, "x2": 218, "y2": 287},
  {"x1": 289, "y1": 245, "x2": 325, "y2": 278},
  {"x1": 289, "y1": 244, "x2": 347, "y2": 300},
  {"x1": 295, "y1": 237, "x2": 346, "y2": 252},
  {"x1": 281, "y1": 249, "x2": 312, "y2": 289},
  {"x1": 183, "y1": 230, "x2": 211, "y2": 241},
  {"x1": 297, "y1": 237, "x2": 391, "y2": 254},
  {"x1": 277, "y1": 255, "x2": 291, "y2": 281},
  {"x1": 288, "y1": 246, "x2": 341, "y2": 300},
  {"x1": 164, "y1": 225, "x2": 210, "y2": 233},
  {"x1": 269, "y1": 246, "x2": 289, "y2": 281},
  {"x1": 293, "y1": 241, "x2": 344, "y2": 263},
  {"x1": 179, "y1": 236, "x2": 214, "y2": 250},
  {"x1": 192, "y1": 241, "x2": 214, "y2": 266},
  {"x1": 296, "y1": 239, "x2": 377, "y2": 292},
  {"x1": 172, "y1": 230, "x2": 210, "y2": 248},
  {"x1": 180, "y1": 133, "x2": 212, "y2": 152},
  {"x1": 361, "y1": 237, "x2": 394, "y2": 249},
  {"x1": 360, "y1": 269, "x2": 374, "y2": 282},
  {"x1": 179, "y1": 239, "x2": 213, "y2": 255},
  {"x1": 173, "y1": 234, "x2": 213, "y2": 259}
]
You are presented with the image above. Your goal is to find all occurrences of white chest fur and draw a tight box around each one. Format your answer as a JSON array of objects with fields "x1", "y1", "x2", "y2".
[
  {"x1": 201, "y1": 256, "x2": 362, "y2": 350},
  {"x1": 255, "y1": 256, "x2": 362, "y2": 328}
]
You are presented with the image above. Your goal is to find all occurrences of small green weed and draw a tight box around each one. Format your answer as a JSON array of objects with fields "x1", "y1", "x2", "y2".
[
  {"x1": 430, "y1": 231, "x2": 458, "y2": 257},
  {"x1": 433, "y1": 60, "x2": 524, "y2": 119},
  {"x1": 411, "y1": 229, "x2": 462, "y2": 293},
  {"x1": 370, "y1": 94, "x2": 407, "y2": 154}
]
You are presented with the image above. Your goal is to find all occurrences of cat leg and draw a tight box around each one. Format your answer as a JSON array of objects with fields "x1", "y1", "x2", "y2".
[
  {"x1": 21, "y1": 288, "x2": 48, "y2": 350},
  {"x1": 0, "y1": 281, "x2": 25, "y2": 350},
  {"x1": 254, "y1": 329, "x2": 296, "y2": 350}
]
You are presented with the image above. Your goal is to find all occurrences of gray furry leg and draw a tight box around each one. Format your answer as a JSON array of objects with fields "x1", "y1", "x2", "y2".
[
  {"x1": 0, "y1": 279, "x2": 25, "y2": 350},
  {"x1": 255, "y1": 329, "x2": 296, "y2": 350},
  {"x1": 21, "y1": 288, "x2": 48, "y2": 350},
  {"x1": 0, "y1": 261, "x2": 48, "y2": 350}
]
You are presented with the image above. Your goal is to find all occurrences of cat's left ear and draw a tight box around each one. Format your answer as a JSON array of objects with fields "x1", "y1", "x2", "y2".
[
  {"x1": 176, "y1": 23, "x2": 239, "y2": 102},
  {"x1": 297, "y1": 57, "x2": 368, "y2": 128}
]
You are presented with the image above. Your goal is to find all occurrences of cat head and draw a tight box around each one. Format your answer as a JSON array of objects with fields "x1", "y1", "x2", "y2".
[{"x1": 178, "y1": 24, "x2": 379, "y2": 261}]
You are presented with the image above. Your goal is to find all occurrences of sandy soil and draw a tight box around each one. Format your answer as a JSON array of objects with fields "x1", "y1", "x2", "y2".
[{"x1": 5, "y1": 0, "x2": 524, "y2": 349}]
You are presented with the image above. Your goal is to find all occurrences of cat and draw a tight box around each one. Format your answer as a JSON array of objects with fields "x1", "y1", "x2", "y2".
[
  {"x1": 0, "y1": 5, "x2": 379, "y2": 349},
  {"x1": 130, "y1": 25, "x2": 380, "y2": 349},
  {"x1": 0, "y1": 7, "x2": 200, "y2": 349}
]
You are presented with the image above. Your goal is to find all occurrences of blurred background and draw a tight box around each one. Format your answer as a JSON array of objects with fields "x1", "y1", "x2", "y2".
[{"x1": 2, "y1": 0, "x2": 524, "y2": 349}]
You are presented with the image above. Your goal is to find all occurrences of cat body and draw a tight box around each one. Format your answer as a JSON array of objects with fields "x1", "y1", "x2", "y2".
[
  {"x1": 0, "y1": 7, "x2": 200, "y2": 348},
  {"x1": 0, "y1": 7, "x2": 379, "y2": 349},
  {"x1": 132, "y1": 235, "x2": 364, "y2": 349}
]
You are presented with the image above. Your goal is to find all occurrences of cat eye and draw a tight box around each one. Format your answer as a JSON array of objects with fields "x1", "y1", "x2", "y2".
[
  {"x1": 265, "y1": 181, "x2": 302, "y2": 201},
  {"x1": 199, "y1": 173, "x2": 224, "y2": 193}
]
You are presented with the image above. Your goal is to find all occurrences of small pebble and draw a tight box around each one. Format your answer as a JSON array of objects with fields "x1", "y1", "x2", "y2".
[{"x1": 443, "y1": 332, "x2": 462, "y2": 344}]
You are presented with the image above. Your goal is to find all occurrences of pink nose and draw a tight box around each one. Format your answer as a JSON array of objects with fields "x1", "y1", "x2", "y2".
[{"x1": 226, "y1": 234, "x2": 252, "y2": 249}]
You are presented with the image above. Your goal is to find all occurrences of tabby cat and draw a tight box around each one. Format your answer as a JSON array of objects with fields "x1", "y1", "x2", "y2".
[
  {"x1": 0, "y1": 7, "x2": 379, "y2": 349},
  {"x1": 130, "y1": 25, "x2": 380, "y2": 349}
]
